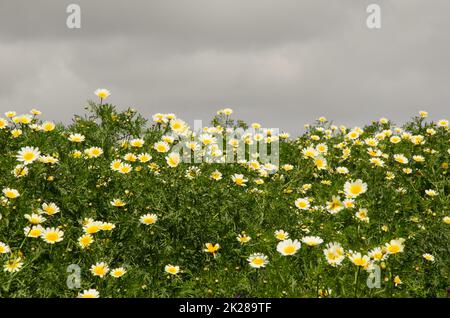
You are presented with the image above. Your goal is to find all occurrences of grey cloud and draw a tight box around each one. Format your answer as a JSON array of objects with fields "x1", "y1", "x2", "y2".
[{"x1": 0, "y1": 0, "x2": 449, "y2": 134}]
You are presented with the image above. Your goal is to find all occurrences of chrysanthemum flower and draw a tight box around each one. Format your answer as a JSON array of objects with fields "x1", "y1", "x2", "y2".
[
  {"x1": 294, "y1": 198, "x2": 310, "y2": 210},
  {"x1": 24, "y1": 213, "x2": 46, "y2": 224},
  {"x1": 231, "y1": 174, "x2": 247, "y2": 186},
  {"x1": 140, "y1": 213, "x2": 158, "y2": 225},
  {"x1": 204, "y1": 243, "x2": 220, "y2": 256},
  {"x1": 100, "y1": 222, "x2": 115, "y2": 231},
  {"x1": 78, "y1": 234, "x2": 94, "y2": 249},
  {"x1": 301, "y1": 236, "x2": 323, "y2": 247},
  {"x1": 90, "y1": 262, "x2": 109, "y2": 277},
  {"x1": 166, "y1": 152, "x2": 181, "y2": 168},
  {"x1": 138, "y1": 153, "x2": 152, "y2": 163},
  {"x1": 94, "y1": 88, "x2": 110, "y2": 100},
  {"x1": 41, "y1": 121, "x2": 55, "y2": 132},
  {"x1": 118, "y1": 163, "x2": 133, "y2": 174},
  {"x1": 110, "y1": 267, "x2": 127, "y2": 278},
  {"x1": 393, "y1": 275, "x2": 402, "y2": 286},
  {"x1": 335, "y1": 167, "x2": 349, "y2": 174},
  {"x1": 323, "y1": 242, "x2": 345, "y2": 266},
  {"x1": 68, "y1": 133, "x2": 85, "y2": 143},
  {"x1": 0, "y1": 118, "x2": 8, "y2": 129},
  {"x1": 154, "y1": 141, "x2": 170, "y2": 153},
  {"x1": 355, "y1": 208, "x2": 370, "y2": 223},
  {"x1": 274, "y1": 230, "x2": 289, "y2": 241},
  {"x1": 16, "y1": 146, "x2": 40, "y2": 165},
  {"x1": 344, "y1": 180, "x2": 367, "y2": 198},
  {"x1": 422, "y1": 253, "x2": 435, "y2": 262},
  {"x1": 0, "y1": 242, "x2": 10, "y2": 254},
  {"x1": 236, "y1": 234, "x2": 251, "y2": 244},
  {"x1": 368, "y1": 247, "x2": 386, "y2": 261},
  {"x1": 77, "y1": 289, "x2": 100, "y2": 298},
  {"x1": 2, "y1": 188, "x2": 20, "y2": 199},
  {"x1": 130, "y1": 138, "x2": 144, "y2": 148},
  {"x1": 247, "y1": 253, "x2": 269, "y2": 268},
  {"x1": 4, "y1": 258, "x2": 23, "y2": 273},
  {"x1": 165, "y1": 264, "x2": 180, "y2": 275},
  {"x1": 85, "y1": 147, "x2": 103, "y2": 158},
  {"x1": 326, "y1": 196, "x2": 344, "y2": 214},
  {"x1": 83, "y1": 221, "x2": 103, "y2": 234},
  {"x1": 40, "y1": 202, "x2": 60, "y2": 216},
  {"x1": 41, "y1": 227, "x2": 64, "y2": 244},
  {"x1": 314, "y1": 156, "x2": 327, "y2": 170},
  {"x1": 385, "y1": 238, "x2": 405, "y2": 254},
  {"x1": 24, "y1": 225, "x2": 44, "y2": 238},
  {"x1": 393, "y1": 154, "x2": 408, "y2": 164},
  {"x1": 110, "y1": 159, "x2": 122, "y2": 171},
  {"x1": 348, "y1": 251, "x2": 370, "y2": 268},
  {"x1": 110, "y1": 199, "x2": 126, "y2": 207},
  {"x1": 277, "y1": 239, "x2": 301, "y2": 256},
  {"x1": 210, "y1": 170, "x2": 222, "y2": 181}
]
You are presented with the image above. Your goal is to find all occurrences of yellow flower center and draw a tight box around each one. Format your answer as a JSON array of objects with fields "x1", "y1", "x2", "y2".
[{"x1": 283, "y1": 245, "x2": 296, "y2": 254}]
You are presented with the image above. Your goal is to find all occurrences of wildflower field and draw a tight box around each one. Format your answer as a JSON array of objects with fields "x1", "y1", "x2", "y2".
[{"x1": 0, "y1": 90, "x2": 449, "y2": 298}]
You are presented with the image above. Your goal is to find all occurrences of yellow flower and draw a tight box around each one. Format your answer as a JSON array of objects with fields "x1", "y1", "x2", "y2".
[
  {"x1": 16, "y1": 146, "x2": 40, "y2": 165},
  {"x1": 154, "y1": 141, "x2": 170, "y2": 153},
  {"x1": 140, "y1": 213, "x2": 158, "y2": 225},
  {"x1": 231, "y1": 174, "x2": 247, "y2": 186},
  {"x1": 11, "y1": 129, "x2": 22, "y2": 138},
  {"x1": 94, "y1": 88, "x2": 110, "y2": 99},
  {"x1": 0, "y1": 118, "x2": 8, "y2": 129},
  {"x1": 274, "y1": 230, "x2": 289, "y2": 241},
  {"x1": 24, "y1": 225, "x2": 44, "y2": 238},
  {"x1": 85, "y1": 147, "x2": 103, "y2": 158},
  {"x1": 77, "y1": 289, "x2": 100, "y2": 298},
  {"x1": 78, "y1": 234, "x2": 94, "y2": 249},
  {"x1": 210, "y1": 170, "x2": 222, "y2": 181},
  {"x1": 394, "y1": 275, "x2": 402, "y2": 286},
  {"x1": 68, "y1": 133, "x2": 85, "y2": 143},
  {"x1": 344, "y1": 180, "x2": 367, "y2": 198},
  {"x1": 41, "y1": 121, "x2": 55, "y2": 132},
  {"x1": 40, "y1": 202, "x2": 60, "y2": 216},
  {"x1": 83, "y1": 221, "x2": 102, "y2": 234},
  {"x1": 314, "y1": 156, "x2": 327, "y2": 170},
  {"x1": 4, "y1": 257, "x2": 23, "y2": 273},
  {"x1": 348, "y1": 251, "x2": 370, "y2": 268},
  {"x1": 110, "y1": 199, "x2": 126, "y2": 207},
  {"x1": 0, "y1": 242, "x2": 10, "y2": 254},
  {"x1": 393, "y1": 154, "x2": 408, "y2": 164},
  {"x1": 165, "y1": 264, "x2": 180, "y2": 275},
  {"x1": 166, "y1": 152, "x2": 181, "y2": 168},
  {"x1": 419, "y1": 111, "x2": 428, "y2": 118},
  {"x1": 236, "y1": 234, "x2": 251, "y2": 244},
  {"x1": 110, "y1": 267, "x2": 127, "y2": 278},
  {"x1": 2, "y1": 188, "x2": 20, "y2": 199},
  {"x1": 277, "y1": 239, "x2": 301, "y2": 256},
  {"x1": 294, "y1": 198, "x2": 310, "y2": 210},
  {"x1": 323, "y1": 242, "x2": 345, "y2": 267},
  {"x1": 385, "y1": 238, "x2": 405, "y2": 254},
  {"x1": 138, "y1": 153, "x2": 152, "y2": 163},
  {"x1": 130, "y1": 138, "x2": 144, "y2": 148},
  {"x1": 204, "y1": 243, "x2": 220, "y2": 256},
  {"x1": 301, "y1": 236, "x2": 323, "y2": 247},
  {"x1": 90, "y1": 262, "x2": 109, "y2": 277},
  {"x1": 247, "y1": 253, "x2": 269, "y2": 268},
  {"x1": 41, "y1": 227, "x2": 64, "y2": 244},
  {"x1": 422, "y1": 253, "x2": 435, "y2": 262}
]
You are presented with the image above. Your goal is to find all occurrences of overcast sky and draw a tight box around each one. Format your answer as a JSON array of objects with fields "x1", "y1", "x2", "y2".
[{"x1": 0, "y1": 0, "x2": 449, "y2": 134}]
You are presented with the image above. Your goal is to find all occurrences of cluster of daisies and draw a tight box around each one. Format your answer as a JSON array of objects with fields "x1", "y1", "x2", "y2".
[{"x1": 1, "y1": 89, "x2": 449, "y2": 298}]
